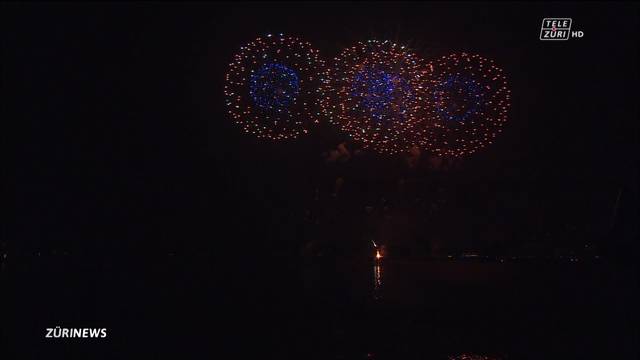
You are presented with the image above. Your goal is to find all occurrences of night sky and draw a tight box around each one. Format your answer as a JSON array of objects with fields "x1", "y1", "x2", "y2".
[
  {"x1": 4, "y1": 2, "x2": 639, "y2": 359},
  {"x1": 5, "y1": 2, "x2": 638, "y2": 258}
]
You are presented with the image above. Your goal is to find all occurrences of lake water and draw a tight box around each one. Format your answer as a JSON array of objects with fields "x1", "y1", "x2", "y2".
[{"x1": 5, "y1": 254, "x2": 637, "y2": 359}]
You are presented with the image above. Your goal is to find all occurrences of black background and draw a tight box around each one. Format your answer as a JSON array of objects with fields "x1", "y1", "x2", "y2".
[{"x1": 3, "y1": 2, "x2": 638, "y2": 359}]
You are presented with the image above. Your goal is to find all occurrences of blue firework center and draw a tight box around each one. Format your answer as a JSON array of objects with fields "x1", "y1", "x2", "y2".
[
  {"x1": 433, "y1": 74, "x2": 484, "y2": 122},
  {"x1": 249, "y1": 62, "x2": 301, "y2": 111},
  {"x1": 350, "y1": 65, "x2": 414, "y2": 123}
]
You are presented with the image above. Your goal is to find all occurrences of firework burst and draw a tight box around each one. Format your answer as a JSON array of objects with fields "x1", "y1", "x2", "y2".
[
  {"x1": 421, "y1": 52, "x2": 511, "y2": 157},
  {"x1": 319, "y1": 40, "x2": 432, "y2": 154},
  {"x1": 224, "y1": 34, "x2": 324, "y2": 140}
]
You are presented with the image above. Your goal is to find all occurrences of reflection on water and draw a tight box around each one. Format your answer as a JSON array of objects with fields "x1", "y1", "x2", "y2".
[
  {"x1": 372, "y1": 241, "x2": 384, "y2": 300},
  {"x1": 373, "y1": 262, "x2": 383, "y2": 300}
]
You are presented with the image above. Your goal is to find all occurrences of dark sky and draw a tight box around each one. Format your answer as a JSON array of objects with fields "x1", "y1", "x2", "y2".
[{"x1": 5, "y1": 2, "x2": 638, "y2": 257}]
